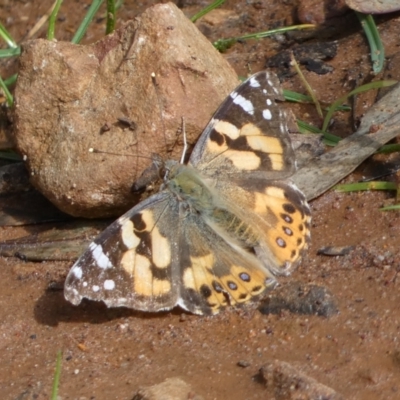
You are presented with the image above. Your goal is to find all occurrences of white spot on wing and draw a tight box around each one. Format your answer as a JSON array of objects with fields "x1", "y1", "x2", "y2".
[
  {"x1": 104, "y1": 280, "x2": 115, "y2": 290},
  {"x1": 92, "y1": 285, "x2": 100, "y2": 292},
  {"x1": 249, "y1": 76, "x2": 261, "y2": 87},
  {"x1": 230, "y1": 92, "x2": 254, "y2": 115},
  {"x1": 73, "y1": 266, "x2": 83, "y2": 279},
  {"x1": 266, "y1": 99, "x2": 272, "y2": 106},
  {"x1": 263, "y1": 109, "x2": 272, "y2": 120},
  {"x1": 230, "y1": 91, "x2": 238, "y2": 99},
  {"x1": 90, "y1": 242, "x2": 112, "y2": 269}
]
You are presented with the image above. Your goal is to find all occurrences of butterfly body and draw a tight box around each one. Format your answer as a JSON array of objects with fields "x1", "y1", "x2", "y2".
[
  {"x1": 64, "y1": 71, "x2": 311, "y2": 315},
  {"x1": 165, "y1": 162, "x2": 215, "y2": 215}
]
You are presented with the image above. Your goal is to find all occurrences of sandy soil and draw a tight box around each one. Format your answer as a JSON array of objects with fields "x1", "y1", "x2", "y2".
[{"x1": 1, "y1": 1, "x2": 400, "y2": 399}]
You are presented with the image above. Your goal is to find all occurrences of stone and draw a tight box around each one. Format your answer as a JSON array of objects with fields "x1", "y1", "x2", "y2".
[
  {"x1": 132, "y1": 377, "x2": 203, "y2": 400},
  {"x1": 258, "y1": 281, "x2": 338, "y2": 317},
  {"x1": 13, "y1": 2, "x2": 238, "y2": 218},
  {"x1": 260, "y1": 360, "x2": 344, "y2": 399}
]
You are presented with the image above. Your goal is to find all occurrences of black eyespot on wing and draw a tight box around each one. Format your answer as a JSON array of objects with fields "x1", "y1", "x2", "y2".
[
  {"x1": 239, "y1": 272, "x2": 251, "y2": 282},
  {"x1": 253, "y1": 285, "x2": 263, "y2": 293},
  {"x1": 283, "y1": 227, "x2": 293, "y2": 236},
  {"x1": 212, "y1": 280, "x2": 224, "y2": 293},
  {"x1": 276, "y1": 237, "x2": 286, "y2": 248},
  {"x1": 281, "y1": 213, "x2": 293, "y2": 223},
  {"x1": 282, "y1": 203, "x2": 296, "y2": 214},
  {"x1": 200, "y1": 284, "x2": 212, "y2": 298}
]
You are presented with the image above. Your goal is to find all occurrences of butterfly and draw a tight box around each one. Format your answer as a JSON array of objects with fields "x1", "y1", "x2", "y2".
[{"x1": 64, "y1": 71, "x2": 311, "y2": 315}]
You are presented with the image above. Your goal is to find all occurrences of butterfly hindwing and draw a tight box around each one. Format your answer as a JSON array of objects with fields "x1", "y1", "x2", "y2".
[
  {"x1": 211, "y1": 177, "x2": 311, "y2": 276},
  {"x1": 177, "y1": 213, "x2": 277, "y2": 315}
]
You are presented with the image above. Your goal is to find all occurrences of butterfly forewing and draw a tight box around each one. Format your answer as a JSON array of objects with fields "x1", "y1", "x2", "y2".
[
  {"x1": 65, "y1": 193, "x2": 182, "y2": 312},
  {"x1": 190, "y1": 71, "x2": 296, "y2": 180}
]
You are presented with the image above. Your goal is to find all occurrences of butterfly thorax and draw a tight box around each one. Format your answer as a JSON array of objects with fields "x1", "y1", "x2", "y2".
[
  {"x1": 166, "y1": 162, "x2": 260, "y2": 249},
  {"x1": 165, "y1": 162, "x2": 214, "y2": 213}
]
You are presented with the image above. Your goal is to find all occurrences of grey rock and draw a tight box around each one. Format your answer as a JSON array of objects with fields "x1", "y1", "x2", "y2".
[{"x1": 258, "y1": 281, "x2": 338, "y2": 317}]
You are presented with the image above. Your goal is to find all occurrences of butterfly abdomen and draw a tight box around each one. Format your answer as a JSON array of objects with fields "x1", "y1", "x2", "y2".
[{"x1": 211, "y1": 207, "x2": 260, "y2": 249}]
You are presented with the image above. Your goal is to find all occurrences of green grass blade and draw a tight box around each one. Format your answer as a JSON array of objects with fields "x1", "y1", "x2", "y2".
[
  {"x1": 71, "y1": 0, "x2": 104, "y2": 44},
  {"x1": 0, "y1": 151, "x2": 22, "y2": 161},
  {"x1": 50, "y1": 351, "x2": 63, "y2": 400},
  {"x1": 47, "y1": 0, "x2": 64, "y2": 40},
  {"x1": 0, "y1": 74, "x2": 13, "y2": 106},
  {"x1": 283, "y1": 89, "x2": 313, "y2": 103},
  {"x1": 213, "y1": 38, "x2": 236, "y2": 52},
  {"x1": 377, "y1": 144, "x2": 400, "y2": 154},
  {"x1": 191, "y1": 0, "x2": 226, "y2": 23},
  {"x1": 297, "y1": 119, "x2": 322, "y2": 134},
  {"x1": 335, "y1": 181, "x2": 397, "y2": 192},
  {"x1": 380, "y1": 204, "x2": 400, "y2": 211},
  {"x1": 356, "y1": 13, "x2": 384, "y2": 74},
  {"x1": 0, "y1": 22, "x2": 17, "y2": 48},
  {"x1": 235, "y1": 24, "x2": 315, "y2": 41},
  {"x1": 214, "y1": 24, "x2": 314, "y2": 52},
  {"x1": 4, "y1": 74, "x2": 17, "y2": 87},
  {"x1": 322, "y1": 80, "x2": 397, "y2": 132},
  {"x1": 106, "y1": 0, "x2": 116, "y2": 34},
  {"x1": 296, "y1": 119, "x2": 341, "y2": 146},
  {"x1": 284, "y1": 89, "x2": 350, "y2": 112},
  {"x1": 0, "y1": 48, "x2": 21, "y2": 58}
]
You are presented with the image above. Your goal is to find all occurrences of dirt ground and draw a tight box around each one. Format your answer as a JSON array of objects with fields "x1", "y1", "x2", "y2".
[{"x1": 1, "y1": 1, "x2": 400, "y2": 399}]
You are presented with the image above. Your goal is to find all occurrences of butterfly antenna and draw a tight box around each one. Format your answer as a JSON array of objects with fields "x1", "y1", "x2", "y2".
[
  {"x1": 180, "y1": 117, "x2": 187, "y2": 165},
  {"x1": 151, "y1": 72, "x2": 168, "y2": 152},
  {"x1": 88, "y1": 148, "x2": 154, "y2": 161}
]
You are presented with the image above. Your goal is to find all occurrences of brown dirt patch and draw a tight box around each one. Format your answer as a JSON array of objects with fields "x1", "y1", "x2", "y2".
[{"x1": 1, "y1": 1, "x2": 400, "y2": 399}]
